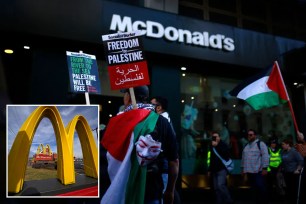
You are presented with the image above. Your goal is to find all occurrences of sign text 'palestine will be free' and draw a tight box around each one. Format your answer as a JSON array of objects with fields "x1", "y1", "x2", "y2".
[
  {"x1": 66, "y1": 51, "x2": 101, "y2": 94},
  {"x1": 102, "y1": 31, "x2": 150, "y2": 90}
]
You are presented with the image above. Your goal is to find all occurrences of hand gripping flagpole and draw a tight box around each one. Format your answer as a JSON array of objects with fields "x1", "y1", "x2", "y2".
[
  {"x1": 129, "y1": 87, "x2": 137, "y2": 110},
  {"x1": 275, "y1": 61, "x2": 299, "y2": 135}
]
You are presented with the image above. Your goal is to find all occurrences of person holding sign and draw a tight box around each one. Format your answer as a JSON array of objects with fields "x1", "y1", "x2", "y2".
[{"x1": 101, "y1": 85, "x2": 179, "y2": 204}]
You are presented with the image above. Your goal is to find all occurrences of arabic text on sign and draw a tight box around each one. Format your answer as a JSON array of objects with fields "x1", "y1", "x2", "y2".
[{"x1": 115, "y1": 73, "x2": 145, "y2": 85}]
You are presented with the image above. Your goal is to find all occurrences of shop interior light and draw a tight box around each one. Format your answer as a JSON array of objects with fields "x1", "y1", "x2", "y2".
[
  {"x1": 109, "y1": 114, "x2": 113, "y2": 117},
  {"x1": 4, "y1": 49, "x2": 13, "y2": 54},
  {"x1": 293, "y1": 82, "x2": 304, "y2": 88},
  {"x1": 181, "y1": 67, "x2": 187, "y2": 71},
  {"x1": 108, "y1": 100, "x2": 112, "y2": 104},
  {"x1": 182, "y1": 73, "x2": 186, "y2": 76},
  {"x1": 24, "y1": 46, "x2": 30, "y2": 49},
  {"x1": 297, "y1": 83, "x2": 304, "y2": 88},
  {"x1": 181, "y1": 100, "x2": 185, "y2": 103}
]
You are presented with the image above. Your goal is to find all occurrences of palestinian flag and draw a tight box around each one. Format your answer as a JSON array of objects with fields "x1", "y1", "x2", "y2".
[
  {"x1": 101, "y1": 109, "x2": 159, "y2": 204},
  {"x1": 229, "y1": 61, "x2": 289, "y2": 110}
]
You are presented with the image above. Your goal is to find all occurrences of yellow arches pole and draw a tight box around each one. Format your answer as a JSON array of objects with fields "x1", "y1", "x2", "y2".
[
  {"x1": 66, "y1": 115, "x2": 98, "y2": 178},
  {"x1": 8, "y1": 106, "x2": 98, "y2": 194}
]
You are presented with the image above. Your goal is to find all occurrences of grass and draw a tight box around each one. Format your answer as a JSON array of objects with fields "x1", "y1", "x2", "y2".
[{"x1": 25, "y1": 165, "x2": 57, "y2": 181}]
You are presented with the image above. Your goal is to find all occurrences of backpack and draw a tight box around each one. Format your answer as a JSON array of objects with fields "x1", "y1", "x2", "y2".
[
  {"x1": 257, "y1": 140, "x2": 261, "y2": 152},
  {"x1": 244, "y1": 140, "x2": 264, "y2": 155}
]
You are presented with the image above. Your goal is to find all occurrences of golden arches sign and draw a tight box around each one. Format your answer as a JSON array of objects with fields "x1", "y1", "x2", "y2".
[
  {"x1": 8, "y1": 106, "x2": 98, "y2": 194},
  {"x1": 36, "y1": 143, "x2": 52, "y2": 155}
]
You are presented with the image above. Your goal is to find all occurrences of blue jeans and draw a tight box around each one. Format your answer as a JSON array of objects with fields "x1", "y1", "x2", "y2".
[
  {"x1": 161, "y1": 173, "x2": 168, "y2": 204},
  {"x1": 247, "y1": 172, "x2": 268, "y2": 204},
  {"x1": 213, "y1": 169, "x2": 233, "y2": 204},
  {"x1": 162, "y1": 173, "x2": 168, "y2": 192},
  {"x1": 146, "y1": 200, "x2": 160, "y2": 204}
]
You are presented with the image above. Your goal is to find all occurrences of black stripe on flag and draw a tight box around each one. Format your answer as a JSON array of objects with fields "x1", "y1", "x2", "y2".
[{"x1": 229, "y1": 64, "x2": 272, "y2": 97}]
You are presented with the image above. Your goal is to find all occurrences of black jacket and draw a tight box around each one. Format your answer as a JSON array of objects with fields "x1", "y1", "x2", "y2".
[{"x1": 209, "y1": 140, "x2": 231, "y2": 173}]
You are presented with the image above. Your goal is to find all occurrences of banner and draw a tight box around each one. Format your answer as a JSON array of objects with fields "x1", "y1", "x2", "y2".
[
  {"x1": 102, "y1": 31, "x2": 150, "y2": 90},
  {"x1": 66, "y1": 51, "x2": 101, "y2": 94}
]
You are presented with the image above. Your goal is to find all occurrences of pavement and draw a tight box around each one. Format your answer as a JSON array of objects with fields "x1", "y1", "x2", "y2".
[{"x1": 179, "y1": 187, "x2": 291, "y2": 204}]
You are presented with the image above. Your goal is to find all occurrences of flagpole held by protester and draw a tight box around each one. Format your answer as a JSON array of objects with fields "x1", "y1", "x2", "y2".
[
  {"x1": 129, "y1": 87, "x2": 138, "y2": 110},
  {"x1": 273, "y1": 61, "x2": 299, "y2": 135},
  {"x1": 229, "y1": 60, "x2": 300, "y2": 138}
]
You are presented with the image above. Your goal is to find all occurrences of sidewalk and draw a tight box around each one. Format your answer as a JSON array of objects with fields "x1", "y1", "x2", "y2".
[{"x1": 179, "y1": 187, "x2": 291, "y2": 204}]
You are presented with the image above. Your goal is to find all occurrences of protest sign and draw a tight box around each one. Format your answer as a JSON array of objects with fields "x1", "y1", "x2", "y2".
[
  {"x1": 102, "y1": 31, "x2": 150, "y2": 90},
  {"x1": 66, "y1": 51, "x2": 101, "y2": 95}
]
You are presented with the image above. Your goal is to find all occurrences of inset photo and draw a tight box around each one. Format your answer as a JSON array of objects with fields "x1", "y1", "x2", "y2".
[{"x1": 7, "y1": 105, "x2": 99, "y2": 198}]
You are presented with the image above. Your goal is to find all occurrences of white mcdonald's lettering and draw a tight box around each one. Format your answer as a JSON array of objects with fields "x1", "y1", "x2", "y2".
[{"x1": 109, "y1": 14, "x2": 235, "y2": 52}]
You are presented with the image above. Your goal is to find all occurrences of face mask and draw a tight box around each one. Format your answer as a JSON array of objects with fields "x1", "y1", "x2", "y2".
[{"x1": 135, "y1": 134, "x2": 162, "y2": 166}]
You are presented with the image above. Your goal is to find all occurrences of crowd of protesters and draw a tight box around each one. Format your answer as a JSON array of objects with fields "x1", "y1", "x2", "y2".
[{"x1": 99, "y1": 85, "x2": 306, "y2": 204}]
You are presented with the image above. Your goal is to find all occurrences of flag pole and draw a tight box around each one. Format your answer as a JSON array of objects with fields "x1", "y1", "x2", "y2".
[
  {"x1": 287, "y1": 99, "x2": 299, "y2": 133},
  {"x1": 129, "y1": 87, "x2": 137, "y2": 110},
  {"x1": 275, "y1": 61, "x2": 300, "y2": 135}
]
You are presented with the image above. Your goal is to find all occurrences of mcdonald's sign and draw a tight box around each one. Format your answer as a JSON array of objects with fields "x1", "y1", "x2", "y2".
[{"x1": 7, "y1": 105, "x2": 99, "y2": 194}]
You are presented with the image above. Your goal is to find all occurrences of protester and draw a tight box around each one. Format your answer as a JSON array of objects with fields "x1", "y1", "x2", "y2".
[
  {"x1": 296, "y1": 131, "x2": 306, "y2": 157},
  {"x1": 281, "y1": 138, "x2": 304, "y2": 204},
  {"x1": 151, "y1": 96, "x2": 171, "y2": 123},
  {"x1": 101, "y1": 86, "x2": 179, "y2": 204},
  {"x1": 295, "y1": 131, "x2": 306, "y2": 204},
  {"x1": 241, "y1": 129, "x2": 270, "y2": 204},
  {"x1": 207, "y1": 131, "x2": 233, "y2": 204},
  {"x1": 150, "y1": 96, "x2": 180, "y2": 204},
  {"x1": 266, "y1": 137, "x2": 285, "y2": 200}
]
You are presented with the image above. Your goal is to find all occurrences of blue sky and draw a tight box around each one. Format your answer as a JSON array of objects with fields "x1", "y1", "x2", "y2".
[{"x1": 7, "y1": 105, "x2": 99, "y2": 158}]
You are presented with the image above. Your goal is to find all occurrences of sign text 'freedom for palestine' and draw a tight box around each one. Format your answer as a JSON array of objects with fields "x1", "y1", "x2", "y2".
[{"x1": 102, "y1": 31, "x2": 150, "y2": 90}]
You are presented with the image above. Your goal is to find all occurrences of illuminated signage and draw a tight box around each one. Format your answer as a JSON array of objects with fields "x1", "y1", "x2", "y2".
[{"x1": 109, "y1": 14, "x2": 235, "y2": 52}]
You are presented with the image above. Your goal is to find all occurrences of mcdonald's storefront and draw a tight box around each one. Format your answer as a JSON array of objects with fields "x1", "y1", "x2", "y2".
[{"x1": 1, "y1": 0, "x2": 306, "y2": 197}]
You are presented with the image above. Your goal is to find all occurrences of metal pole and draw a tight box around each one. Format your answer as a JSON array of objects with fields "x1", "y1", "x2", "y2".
[{"x1": 297, "y1": 167, "x2": 304, "y2": 204}]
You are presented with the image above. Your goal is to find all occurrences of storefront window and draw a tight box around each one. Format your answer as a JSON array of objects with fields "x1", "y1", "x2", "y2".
[{"x1": 180, "y1": 72, "x2": 294, "y2": 178}]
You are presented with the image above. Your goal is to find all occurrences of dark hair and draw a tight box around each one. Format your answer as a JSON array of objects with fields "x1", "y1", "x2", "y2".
[
  {"x1": 151, "y1": 96, "x2": 168, "y2": 111},
  {"x1": 269, "y1": 137, "x2": 278, "y2": 145},
  {"x1": 211, "y1": 131, "x2": 220, "y2": 137},
  {"x1": 282, "y1": 138, "x2": 293, "y2": 147},
  {"x1": 122, "y1": 86, "x2": 149, "y2": 103},
  {"x1": 248, "y1": 129, "x2": 257, "y2": 135},
  {"x1": 136, "y1": 95, "x2": 149, "y2": 103}
]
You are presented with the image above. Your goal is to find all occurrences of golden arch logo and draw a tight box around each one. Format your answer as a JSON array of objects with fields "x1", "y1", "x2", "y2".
[
  {"x1": 8, "y1": 106, "x2": 98, "y2": 194},
  {"x1": 36, "y1": 143, "x2": 53, "y2": 155}
]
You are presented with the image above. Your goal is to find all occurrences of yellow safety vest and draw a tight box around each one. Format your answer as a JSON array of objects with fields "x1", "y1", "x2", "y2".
[
  {"x1": 207, "y1": 150, "x2": 211, "y2": 168},
  {"x1": 268, "y1": 148, "x2": 281, "y2": 172}
]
